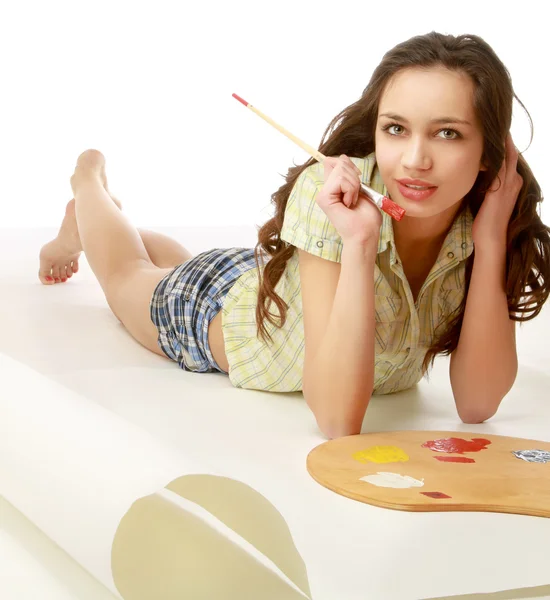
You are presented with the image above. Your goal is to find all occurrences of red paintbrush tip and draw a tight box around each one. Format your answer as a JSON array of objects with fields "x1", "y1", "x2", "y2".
[
  {"x1": 232, "y1": 93, "x2": 249, "y2": 107},
  {"x1": 381, "y1": 197, "x2": 406, "y2": 221}
]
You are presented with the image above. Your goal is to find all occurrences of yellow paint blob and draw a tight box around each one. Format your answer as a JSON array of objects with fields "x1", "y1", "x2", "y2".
[{"x1": 353, "y1": 445, "x2": 409, "y2": 464}]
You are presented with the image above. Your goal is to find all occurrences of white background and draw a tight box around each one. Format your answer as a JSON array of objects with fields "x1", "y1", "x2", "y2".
[
  {"x1": 1, "y1": 4, "x2": 549, "y2": 599},
  {"x1": 1, "y1": 0, "x2": 547, "y2": 229}
]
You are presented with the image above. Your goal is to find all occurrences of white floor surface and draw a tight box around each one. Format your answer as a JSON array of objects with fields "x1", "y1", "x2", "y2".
[{"x1": 1, "y1": 226, "x2": 549, "y2": 600}]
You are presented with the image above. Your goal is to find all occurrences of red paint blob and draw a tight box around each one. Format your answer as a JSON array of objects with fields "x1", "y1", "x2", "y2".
[
  {"x1": 422, "y1": 437, "x2": 491, "y2": 454},
  {"x1": 434, "y1": 456, "x2": 476, "y2": 463},
  {"x1": 421, "y1": 491, "x2": 452, "y2": 499}
]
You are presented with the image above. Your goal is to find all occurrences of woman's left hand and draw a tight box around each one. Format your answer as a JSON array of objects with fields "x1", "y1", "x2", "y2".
[{"x1": 472, "y1": 132, "x2": 523, "y2": 249}]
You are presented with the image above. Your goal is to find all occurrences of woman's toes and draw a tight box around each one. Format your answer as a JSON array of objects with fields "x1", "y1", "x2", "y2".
[
  {"x1": 51, "y1": 265, "x2": 61, "y2": 283},
  {"x1": 38, "y1": 252, "x2": 55, "y2": 284},
  {"x1": 38, "y1": 261, "x2": 74, "y2": 284},
  {"x1": 39, "y1": 220, "x2": 82, "y2": 286},
  {"x1": 38, "y1": 268, "x2": 55, "y2": 285}
]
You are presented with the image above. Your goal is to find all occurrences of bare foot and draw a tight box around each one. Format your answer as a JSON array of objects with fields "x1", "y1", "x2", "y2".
[{"x1": 38, "y1": 150, "x2": 121, "y2": 285}]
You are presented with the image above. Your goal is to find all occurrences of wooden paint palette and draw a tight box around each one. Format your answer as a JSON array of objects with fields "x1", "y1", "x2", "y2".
[{"x1": 306, "y1": 431, "x2": 550, "y2": 518}]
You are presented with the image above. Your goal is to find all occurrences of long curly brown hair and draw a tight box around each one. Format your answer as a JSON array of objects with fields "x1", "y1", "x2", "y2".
[{"x1": 252, "y1": 31, "x2": 549, "y2": 375}]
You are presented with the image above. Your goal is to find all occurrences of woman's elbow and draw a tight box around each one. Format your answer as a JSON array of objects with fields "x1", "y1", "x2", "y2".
[
  {"x1": 459, "y1": 412, "x2": 493, "y2": 425},
  {"x1": 316, "y1": 414, "x2": 365, "y2": 439},
  {"x1": 457, "y1": 403, "x2": 499, "y2": 424}
]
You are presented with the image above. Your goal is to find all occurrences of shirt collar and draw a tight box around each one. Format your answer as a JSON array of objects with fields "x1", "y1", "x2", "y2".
[{"x1": 377, "y1": 199, "x2": 474, "y2": 263}]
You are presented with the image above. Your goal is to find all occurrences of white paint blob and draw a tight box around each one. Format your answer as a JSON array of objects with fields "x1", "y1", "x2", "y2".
[
  {"x1": 513, "y1": 449, "x2": 550, "y2": 463},
  {"x1": 360, "y1": 472, "x2": 424, "y2": 489}
]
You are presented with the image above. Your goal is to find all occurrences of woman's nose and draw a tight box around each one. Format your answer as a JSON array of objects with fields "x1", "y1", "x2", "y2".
[{"x1": 401, "y1": 141, "x2": 432, "y2": 171}]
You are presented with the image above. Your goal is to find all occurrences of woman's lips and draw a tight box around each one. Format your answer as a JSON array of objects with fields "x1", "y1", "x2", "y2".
[{"x1": 396, "y1": 181, "x2": 438, "y2": 201}]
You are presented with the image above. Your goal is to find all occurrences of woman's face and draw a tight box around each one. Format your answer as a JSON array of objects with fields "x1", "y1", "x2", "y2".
[{"x1": 374, "y1": 66, "x2": 487, "y2": 220}]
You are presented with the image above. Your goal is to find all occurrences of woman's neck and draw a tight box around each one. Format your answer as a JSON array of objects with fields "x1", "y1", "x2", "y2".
[{"x1": 392, "y1": 203, "x2": 462, "y2": 255}]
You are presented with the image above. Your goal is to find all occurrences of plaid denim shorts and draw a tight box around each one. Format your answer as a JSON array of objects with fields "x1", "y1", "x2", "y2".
[{"x1": 150, "y1": 247, "x2": 258, "y2": 373}]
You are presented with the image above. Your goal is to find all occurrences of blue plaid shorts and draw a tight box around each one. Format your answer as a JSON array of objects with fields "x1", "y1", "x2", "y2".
[{"x1": 150, "y1": 247, "x2": 258, "y2": 373}]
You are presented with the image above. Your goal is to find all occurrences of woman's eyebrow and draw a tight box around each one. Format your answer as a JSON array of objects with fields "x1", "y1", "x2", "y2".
[{"x1": 379, "y1": 112, "x2": 472, "y2": 126}]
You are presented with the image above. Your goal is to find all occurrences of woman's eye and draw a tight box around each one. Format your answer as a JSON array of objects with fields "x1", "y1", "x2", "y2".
[
  {"x1": 386, "y1": 124, "x2": 403, "y2": 135},
  {"x1": 383, "y1": 124, "x2": 460, "y2": 140},
  {"x1": 439, "y1": 129, "x2": 459, "y2": 140}
]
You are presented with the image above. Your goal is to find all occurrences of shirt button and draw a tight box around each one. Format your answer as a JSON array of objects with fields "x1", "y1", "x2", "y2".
[
  {"x1": 316, "y1": 241, "x2": 324, "y2": 248},
  {"x1": 447, "y1": 251, "x2": 455, "y2": 259},
  {"x1": 461, "y1": 242, "x2": 467, "y2": 249}
]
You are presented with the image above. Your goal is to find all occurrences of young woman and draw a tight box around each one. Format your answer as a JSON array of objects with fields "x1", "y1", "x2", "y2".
[{"x1": 39, "y1": 31, "x2": 549, "y2": 439}]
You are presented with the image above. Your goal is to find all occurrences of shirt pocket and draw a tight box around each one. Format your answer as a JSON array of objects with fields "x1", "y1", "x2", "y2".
[{"x1": 374, "y1": 294, "x2": 404, "y2": 355}]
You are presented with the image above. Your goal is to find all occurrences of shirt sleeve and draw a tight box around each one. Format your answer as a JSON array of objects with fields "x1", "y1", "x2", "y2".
[{"x1": 280, "y1": 161, "x2": 343, "y2": 263}]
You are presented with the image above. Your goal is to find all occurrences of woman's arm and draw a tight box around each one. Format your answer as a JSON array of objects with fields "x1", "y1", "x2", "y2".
[
  {"x1": 449, "y1": 239, "x2": 517, "y2": 422},
  {"x1": 301, "y1": 241, "x2": 378, "y2": 439}
]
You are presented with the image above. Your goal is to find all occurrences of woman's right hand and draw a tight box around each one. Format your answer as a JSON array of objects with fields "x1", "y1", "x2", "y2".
[{"x1": 315, "y1": 154, "x2": 383, "y2": 247}]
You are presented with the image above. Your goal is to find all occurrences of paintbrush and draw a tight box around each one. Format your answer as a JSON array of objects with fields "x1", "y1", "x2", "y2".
[{"x1": 232, "y1": 93, "x2": 405, "y2": 221}]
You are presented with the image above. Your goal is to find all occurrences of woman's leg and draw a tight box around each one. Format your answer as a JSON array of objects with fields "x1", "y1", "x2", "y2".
[
  {"x1": 38, "y1": 150, "x2": 182, "y2": 356},
  {"x1": 109, "y1": 191, "x2": 194, "y2": 268},
  {"x1": 39, "y1": 200, "x2": 193, "y2": 283},
  {"x1": 138, "y1": 229, "x2": 193, "y2": 268}
]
